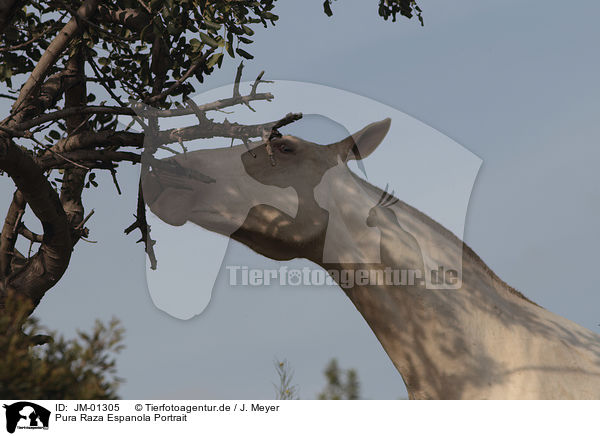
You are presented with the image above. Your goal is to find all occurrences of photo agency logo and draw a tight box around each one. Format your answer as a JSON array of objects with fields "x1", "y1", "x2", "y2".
[
  {"x1": 132, "y1": 75, "x2": 481, "y2": 320},
  {"x1": 3, "y1": 402, "x2": 50, "y2": 433}
]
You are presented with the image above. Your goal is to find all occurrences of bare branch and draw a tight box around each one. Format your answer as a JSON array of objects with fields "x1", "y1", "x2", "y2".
[
  {"x1": 141, "y1": 92, "x2": 274, "y2": 118},
  {"x1": 124, "y1": 180, "x2": 157, "y2": 270},
  {"x1": 17, "y1": 225, "x2": 43, "y2": 244},
  {"x1": 109, "y1": 169, "x2": 122, "y2": 195},
  {"x1": 75, "y1": 209, "x2": 95, "y2": 230},
  {"x1": 184, "y1": 98, "x2": 209, "y2": 125},
  {"x1": 156, "y1": 112, "x2": 303, "y2": 146},
  {"x1": 251, "y1": 71, "x2": 271, "y2": 96},
  {"x1": 233, "y1": 62, "x2": 244, "y2": 98}
]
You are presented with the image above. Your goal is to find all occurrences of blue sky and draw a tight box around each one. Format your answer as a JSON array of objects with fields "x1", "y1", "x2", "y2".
[{"x1": 1, "y1": 0, "x2": 599, "y2": 399}]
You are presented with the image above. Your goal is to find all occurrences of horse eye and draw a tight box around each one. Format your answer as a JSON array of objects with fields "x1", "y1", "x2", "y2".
[{"x1": 278, "y1": 144, "x2": 294, "y2": 154}]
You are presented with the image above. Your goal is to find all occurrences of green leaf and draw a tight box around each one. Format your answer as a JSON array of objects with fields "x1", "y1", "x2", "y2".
[
  {"x1": 199, "y1": 32, "x2": 219, "y2": 49},
  {"x1": 206, "y1": 52, "x2": 223, "y2": 69},
  {"x1": 204, "y1": 21, "x2": 221, "y2": 32},
  {"x1": 323, "y1": 1, "x2": 333, "y2": 17},
  {"x1": 235, "y1": 48, "x2": 254, "y2": 59},
  {"x1": 226, "y1": 42, "x2": 235, "y2": 58},
  {"x1": 49, "y1": 130, "x2": 61, "y2": 140},
  {"x1": 190, "y1": 38, "x2": 201, "y2": 50}
]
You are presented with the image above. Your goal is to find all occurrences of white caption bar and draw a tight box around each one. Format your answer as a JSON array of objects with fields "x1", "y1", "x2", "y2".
[{"x1": 0, "y1": 400, "x2": 596, "y2": 436}]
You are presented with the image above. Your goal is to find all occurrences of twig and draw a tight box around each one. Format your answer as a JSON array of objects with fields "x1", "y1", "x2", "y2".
[
  {"x1": 242, "y1": 137, "x2": 256, "y2": 158},
  {"x1": 184, "y1": 98, "x2": 209, "y2": 125},
  {"x1": 18, "y1": 225, "x2": 43, "y2": 243},
  {"x1": 86, "y1": 51, "x2": 148, "y2": 130},
  {"x1": 58, "y1": 0, "x2": 136, "y2": 43},
  {"x1": 146, "y1": 49, "x2": 215, "y2": 103},
  {"x1": 0, "y1": 94, "x2": 17, "y2": 101},
  {"x1": 250, "y1": 71, "x2": 272, "y2": 96},
  {"x1": 262, "y1": 129, "x2": 276, "y2": 166},
  {"x1": 135, "y1": 92, "x2": 274, "y2": 118},
  {"x1": 11, "y1": 0, "x2": 101, "y2": 115},
  {"x1": 110, "y1": 168, "x2": 122, "y2": 195},
  {"x1": 262, "y1": 112, "x2": 303, "y2": 166},
  {"x1": 270, "y1": 112, "x2": 303, "y2": 131},
  {"x1": 75, "y1": 209, "x2": 95, "y2": 230},
  {"x1": 156, "y1": 112, "x2": 303, "y2": 146},
  {"x1": 233, "y1": 62, "x2": 244, "y2": 98},
  {"x1": 136, "y1": 0, "x2": 152, "y2": 14},
  {"x1": 177, "y1": 136, "x2": 187, "y2": 154},
  {"x1": 16, "y1": 106, "x2": 134, "y2": 131},
  {"x1": 29, "y1": 135, "x2": 91, "y2": 170},
  {"x1": 0, "y1": 12, "x2": 68, "y2": 52},
  {"x1": 125, "y1": 180, "x2": 157, "y2": 269}
]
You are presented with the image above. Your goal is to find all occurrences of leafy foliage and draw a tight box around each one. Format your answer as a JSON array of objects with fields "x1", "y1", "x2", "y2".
[
  {"x1": 0, "y1": 1, "x2": 279, "y2": 103},
  {"x1": 317, "y1": 358, "x2": 360, "y2": 400},
  {"x1": 0, "y1": 292, "x2": 124, "y2": 399},
  {"x1": 323, "y1": 0, "x2": 423, "y2": 25},
  {"x1": 0, "y1": 0, "x2": 425, "y2": 344}
]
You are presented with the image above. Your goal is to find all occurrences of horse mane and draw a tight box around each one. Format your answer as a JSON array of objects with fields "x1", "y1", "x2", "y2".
[{"x1": 352, "y1": 173, "x2": 538, "y2": 306}]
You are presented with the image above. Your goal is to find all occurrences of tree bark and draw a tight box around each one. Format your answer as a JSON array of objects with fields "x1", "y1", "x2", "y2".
[
  {"x1": 0, "y1": 136, "x2": 72, "y2": 309},
  {"x1": 10, "y1": 0, "x2": 99, "y2": 116}
]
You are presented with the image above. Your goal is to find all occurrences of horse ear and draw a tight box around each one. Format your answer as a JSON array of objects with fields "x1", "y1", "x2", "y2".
[{"x1": 331, "y1": 118, "x2": 391, "y2": 161}]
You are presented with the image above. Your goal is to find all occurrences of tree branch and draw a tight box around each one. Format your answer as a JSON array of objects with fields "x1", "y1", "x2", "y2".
[
  {"x1": 16, "y1": 106, "x2": 136, "y2": 131},
  {"x1": 146, "y1": 48, "x2": 215, "y2": 104},
  {"x1": 38, "y1": 150, "x2": 141, "y2": 170},
  {"x1": 0, "y1": 12, "x2": 68, "y2": 52},
  {"x1": 10, "y1": 0, "x2": 100, "y2": 115},
  {"x1": 1, "y1": 71, "x2": 72, "y2": 129},
  {"x1": 60, "y1": 47, "x2": 89, "y2": 234},
  {"x1": 0, "y1": 136, "x2": 72, "y2": 309},
  {"x1": 0, "y1": 190, "x2": 25, "y2": 278},
  {"x1": 156, "y1": 113, "x2": 303, "y2": 145},
  {"x1": 124, "y1": 180, "x2": 157, "y2": 270}
]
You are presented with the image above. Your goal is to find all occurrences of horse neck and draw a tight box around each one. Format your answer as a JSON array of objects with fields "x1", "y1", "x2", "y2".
[{"x1": 307, "y1": 173, "x2": 563, "y2": 398}]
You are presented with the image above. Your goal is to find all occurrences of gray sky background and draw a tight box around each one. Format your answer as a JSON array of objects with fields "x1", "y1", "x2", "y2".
[{"x1": 1, "y1": 0, "x2": 599, "y2": 399}]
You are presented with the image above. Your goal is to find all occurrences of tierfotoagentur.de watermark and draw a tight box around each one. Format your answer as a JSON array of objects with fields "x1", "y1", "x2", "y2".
[{"x1": 226, "y1": 265, "x2": 460, "y2": 289}]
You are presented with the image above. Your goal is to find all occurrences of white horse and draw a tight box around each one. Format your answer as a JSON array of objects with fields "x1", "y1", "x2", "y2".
[{"x1": 143, "y1": 118, "x2": 600, "y2": 399}]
